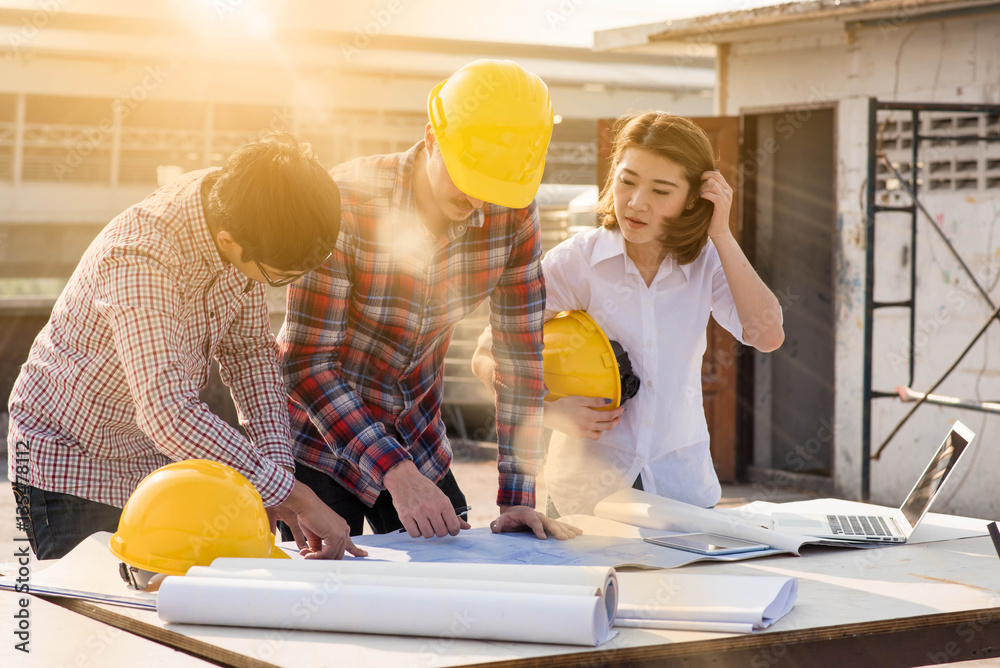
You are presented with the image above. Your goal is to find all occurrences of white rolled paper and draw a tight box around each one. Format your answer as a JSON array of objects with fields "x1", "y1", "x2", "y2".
[
  {"x1": 185, "y1": 566, "x2": 601, "y2": 600},
  {"x1": 158, "y1": 561, "x2": 618, "y2": 646},
  {"x1": 206, "y1": 559, "x2": 617, "y2": 627}
]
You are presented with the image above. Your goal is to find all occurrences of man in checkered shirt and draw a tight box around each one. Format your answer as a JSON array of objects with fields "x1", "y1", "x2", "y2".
[
  {"x1": 8, "y1": 134, "x2": 365, "y2": 561},
  {"x1": 278, "y1": 60, "x2": 581, "y2": 541}
]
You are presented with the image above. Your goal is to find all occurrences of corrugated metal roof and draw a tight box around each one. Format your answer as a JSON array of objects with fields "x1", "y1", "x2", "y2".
[{"x1": 595, "y1": 0, "x2": 1000, "y2": 48}]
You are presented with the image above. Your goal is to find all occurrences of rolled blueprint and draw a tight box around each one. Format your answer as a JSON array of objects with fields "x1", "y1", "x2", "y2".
[
  {"x1": 158, "y1": 562, "x2": 617, "y2": 646},
  {"x1": 204, "y1": 559, "x2": 617, "y2": 626},
  {"x1": 185, "y1": 566, "x2": 601, "y2": 600}
]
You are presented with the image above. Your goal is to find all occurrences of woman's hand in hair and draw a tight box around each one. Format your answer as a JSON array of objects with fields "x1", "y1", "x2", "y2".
[
  {"x1": 543, "y1": 395, "x2": 625, "y2": 441},
  {"x1": 702, "y1": 168, "x2": 785, "y2": 353},
  {"x1": 700, "y1": 169, "x2": 735, "y2": 242}
]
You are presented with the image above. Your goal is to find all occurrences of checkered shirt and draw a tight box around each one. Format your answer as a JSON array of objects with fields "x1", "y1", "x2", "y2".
[
  {"x1": 6, "y1": 169, "x2": 295, "y2": 507},
  {"x1": 278, "y1": 142, "x2": 546, "y2": 508}
]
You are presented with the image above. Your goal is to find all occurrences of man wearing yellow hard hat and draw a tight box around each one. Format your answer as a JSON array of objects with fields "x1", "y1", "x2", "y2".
[{"x1": 279, "y1": 60, "x2": 579, "y2": 541}]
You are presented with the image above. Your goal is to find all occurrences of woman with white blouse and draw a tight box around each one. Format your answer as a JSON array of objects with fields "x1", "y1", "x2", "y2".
[{"x1": 474, "y1": 111, "x2": 784, "y2": 518}]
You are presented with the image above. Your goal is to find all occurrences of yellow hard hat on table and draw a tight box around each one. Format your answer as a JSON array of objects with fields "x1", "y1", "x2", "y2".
[
  {"x1": 110, "y1": 459, "x2": 289, "y2": 578},
  {"x1": 428, "y1": 59, "x2": 553, "y2": 209},
  {"x1": 542, "y1": 310, "x2": 641, "y2": 410}
]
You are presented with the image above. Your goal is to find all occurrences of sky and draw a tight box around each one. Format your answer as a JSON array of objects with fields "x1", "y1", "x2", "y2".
[
  {"x1": 0, "y1": 1, "x2": 789, "y2": 49},
  {"x1": 294, "y1": 0, "x2": 785, "y2": 48}
]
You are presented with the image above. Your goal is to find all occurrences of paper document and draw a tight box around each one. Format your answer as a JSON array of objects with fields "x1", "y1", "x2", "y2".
[
  {"x1": 158, "y1": 560, "x2": 618, "y2": 646},
  {"x1": 0, "y1": 533, "x2": 155, "y2": 610},
  {"x1": 593, "y1": 489, "x2": 990, "y2": 551},
  {"x1": 594, "y1": 489, "x2": 821, "y2": 553},
  {"x1": 615, "y1": 572, "x2": 798, "y2": 633},
  {"x1": 345, "y1": 524, "x2": 789, "y2": 569}
]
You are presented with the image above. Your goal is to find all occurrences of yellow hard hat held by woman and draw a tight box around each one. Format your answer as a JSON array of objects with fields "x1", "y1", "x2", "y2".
[{"x1": 542, "y1": 310, "x2": 640, "y2": 410}]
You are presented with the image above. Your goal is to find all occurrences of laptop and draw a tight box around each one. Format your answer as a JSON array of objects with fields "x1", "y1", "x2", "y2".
[{"x1": 771, "y1": 420, "x2": 976, "y2": 543}]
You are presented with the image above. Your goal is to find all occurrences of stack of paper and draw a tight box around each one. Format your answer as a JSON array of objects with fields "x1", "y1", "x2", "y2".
[
  {"x1": 157, "y1": 560, "x2": 619, "y2": 646},
  {"x1": 594, "y1": 488, "x2": 816, "y2": 553},
  {"x1": 615, "y1": 572, "x2": 798, "y2": 633},
  {"x1": 593, "y1": 489, "x2": 991, "y2": 550}
]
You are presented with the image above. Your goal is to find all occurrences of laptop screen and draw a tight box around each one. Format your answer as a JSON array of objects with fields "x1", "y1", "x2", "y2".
[{"x1": 899, "y1": 424, "x2": 974, "y2": 528}]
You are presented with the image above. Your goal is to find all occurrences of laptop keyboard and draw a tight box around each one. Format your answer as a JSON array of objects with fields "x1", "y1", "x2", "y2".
[{"x1": 827, "y1": 514, "x2": 895, "y2": 537}]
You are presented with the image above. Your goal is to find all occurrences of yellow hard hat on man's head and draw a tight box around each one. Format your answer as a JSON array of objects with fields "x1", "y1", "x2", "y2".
[
  {"x1": 110, "y1": 459, "x2": 289, "y2": 577},
  {"x1": 542, "y1": 311, "x2": 641, "y2": 410},
  {"x1": 428, "y1": 59, "x2": 553, "y2": 209}
]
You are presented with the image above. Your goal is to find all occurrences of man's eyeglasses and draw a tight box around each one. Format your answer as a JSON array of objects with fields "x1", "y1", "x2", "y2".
[{"x1": 254, "y1": 252, "x2": 333, "y2": 288}]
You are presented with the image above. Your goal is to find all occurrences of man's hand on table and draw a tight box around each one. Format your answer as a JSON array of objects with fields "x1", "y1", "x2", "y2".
[
  {"x1": 490, "y1": 506, "x2": 583, "y2": 540},
  {"x1": 272, "y1": 480, "x2": 368, "y2": 560},
  {"x1": 384, "y1": 460, "x2": 471, "y2": 538}
]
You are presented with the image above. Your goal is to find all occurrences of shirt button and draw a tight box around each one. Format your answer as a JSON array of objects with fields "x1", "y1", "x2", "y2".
[
  {"x1": 646, "y1": 340, "x2": 654, "y2": 348},
  {"x1": 210, "y1": 312, "x2": 216, "y2": 318},
  {"x1": 456, "y1": 224, "x2": 466, "y2": 233}
]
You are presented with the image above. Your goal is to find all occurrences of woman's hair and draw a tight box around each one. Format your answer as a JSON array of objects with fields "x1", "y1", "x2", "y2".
[
  {"x1": 207, "y1": 133, "x2": 341, "y2": 272},
  {"x1": 597, "y1": 112, "x2": 717, "y2": 265}
]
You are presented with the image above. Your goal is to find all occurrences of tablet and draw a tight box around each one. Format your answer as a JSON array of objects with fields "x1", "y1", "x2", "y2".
[{"x1": 643, "y1": 532, "x2": 770, "y2": 555}]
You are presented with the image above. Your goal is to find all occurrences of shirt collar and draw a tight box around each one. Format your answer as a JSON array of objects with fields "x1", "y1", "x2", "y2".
[
  {"x1": 590, "y1": 227, "x2": 692, "y2": 281},
  {"x1": 396, "y1": 142, "x2": 421, "y2": 214},
  {"x1": 190, "y1": 168, "x2": 227, "y2": 274}
]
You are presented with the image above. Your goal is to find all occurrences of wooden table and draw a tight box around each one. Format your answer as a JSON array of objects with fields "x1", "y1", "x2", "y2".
[
  {"x1": 13, "y1": 532, "x2": 1000, "y2": 668},
  {"x1": 0, "y1": 589, "x2": 214, "y2": 667}
]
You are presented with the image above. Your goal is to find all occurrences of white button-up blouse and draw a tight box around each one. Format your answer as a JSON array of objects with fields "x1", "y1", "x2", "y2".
[{"x1": 541, "y1": 226, "x2": 746, "y2": 516}]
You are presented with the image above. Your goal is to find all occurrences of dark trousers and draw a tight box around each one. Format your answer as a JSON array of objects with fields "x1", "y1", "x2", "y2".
[
  {"x1": 12, "y1": 483, "x2": 123, "y2": 560},
  {"x1": 282, "y1": 461, "x2": 468, "y2": 538}
]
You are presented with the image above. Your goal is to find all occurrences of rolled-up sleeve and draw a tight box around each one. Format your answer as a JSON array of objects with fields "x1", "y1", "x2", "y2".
[
  {"x1": 709, "y1": 246, "x2": 749, "y2": 346},
  {"x1": 215, "y1": 285, "x2": 295, "y2": 471},
  {"x1": 490, "y1": 203, "x2": 546, "y2": 508},
  {"x1": 93, "y1": 245, "x2": 294, "y2": 506}
]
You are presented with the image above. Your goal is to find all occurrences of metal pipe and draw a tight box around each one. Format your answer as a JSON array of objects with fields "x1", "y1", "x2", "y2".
[
  {"x1": 872, "y1": 301, "x2": 1000, "y2": 460},
  {"x1": 861, "y1": 97, "x2": 879, "y2": 501},
  {"x1": 908, "y1": 109, "x2": 919, "y2": 389},
  {"x1": 894, "y1": 386, "x2": 1000, "y2": 415}
]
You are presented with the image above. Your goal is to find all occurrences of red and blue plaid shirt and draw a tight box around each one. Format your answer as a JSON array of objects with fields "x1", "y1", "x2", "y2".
[{"x1": 278, "y1": 142, "x2": 545, "y2": 508}]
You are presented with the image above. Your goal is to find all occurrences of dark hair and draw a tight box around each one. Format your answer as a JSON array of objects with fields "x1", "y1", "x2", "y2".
[
  {"x1": 597, "y1": 112, "x2": 716, "y2": 265},
  {"x1": 208, "y1": 133, "x2": 340, "y2": 271}
]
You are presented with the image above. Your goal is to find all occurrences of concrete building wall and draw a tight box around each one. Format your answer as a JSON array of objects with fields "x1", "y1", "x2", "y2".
[
  {"x1": 722, "y1": 13, "x2": 1000, "y2": 517},
  {"x1": 0, "y1": 29, "x2": 714, "y2": 230}
]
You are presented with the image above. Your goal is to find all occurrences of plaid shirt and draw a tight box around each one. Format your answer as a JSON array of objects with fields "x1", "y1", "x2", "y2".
[
  {"x1": 6, "y1": 169, "x2": 295, "y2": 508},
  {"x1": 279, "y1": 142, "x2": 545, "y2": 508}
]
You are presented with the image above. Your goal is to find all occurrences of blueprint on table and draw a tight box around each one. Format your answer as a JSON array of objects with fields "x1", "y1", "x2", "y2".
[{"x1": 331, "y1": 524, "x2": 788, "y2": 568}]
